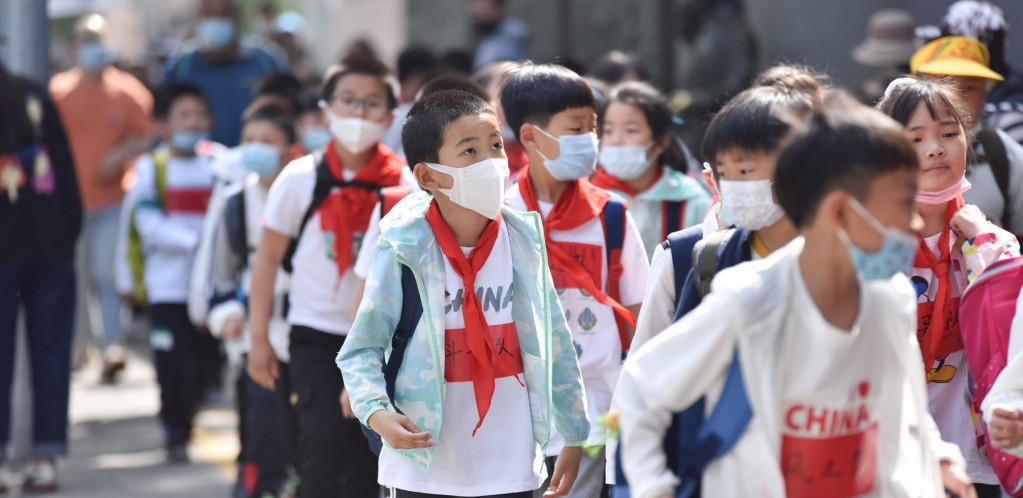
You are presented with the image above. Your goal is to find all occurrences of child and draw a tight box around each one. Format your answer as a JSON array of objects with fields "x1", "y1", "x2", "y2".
[
  {"x1": 131, "y1": 83, "x2": 215, "y2": 462},
  {"x1": 337, "y1": 89, "x2": 589, "y2": 497},
  {"x1": 591, "y1": 81, "x2": 711, "y2": 260},
  {"x1": 632, "y1": 85, "x2": 810, "y2": 350},
  {"x1": 246, "y1": 55, "x2": 412, "y2": 497},
  {"x1": 981, "y1": 291, "x2": 1023, "y2": 494},
  {"x1": 878, "y1": 76, "x2": 1020, "y2": 496},
  {"x1": 615, "y1": 90, "x2": 972, "y2": 498},
  {"x1": 500, "y1": 63, "x2": 649, "y2": 497},
  {"x1": 189, "y1": 101, "x2": 298, "y2": 497}
]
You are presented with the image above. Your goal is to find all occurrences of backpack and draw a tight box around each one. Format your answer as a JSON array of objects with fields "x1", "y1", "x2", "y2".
[
  {"x1": 359, "y1": 263, "x2": 424, "y2": 456},
  {"x1": 612, "y1": 348, "x2": 752, "y2": 498},
  {"x1": 126, "y1": 151, "x2": 169, "y2": 305},
  {"x1": 977, "y1": 127, "x2": 1012, "y2": 231},
  {"x1": 224, "y1": 185, "x2": 249, "y2": 268},
  {"x1": 613, "y1": 227, "x2": 753, "y2": 498},
  {"x1": 600, "y1": 195, "x2": 632, "y2": 354},
  {"x1": 958, "y1": 256, "x2": 1023, "y2": 494}
]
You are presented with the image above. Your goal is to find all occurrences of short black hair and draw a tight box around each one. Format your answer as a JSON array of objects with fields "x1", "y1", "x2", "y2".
[
  {"x1": 402, "y1": 90, "x2": 496, "y2": 168},
  {"x1": 320, "y1": 54, "x2": 400, "y2": 110},
  {"x1": 417, "y1": 75, "x2": 490, "y2": 102},
  {"x1": 587, "y1": 50, "x2": 650, "y2": 86},
  {"x1": 701, "y1": 86, "x2": 814, "y2": 173},
  {"x1": 253, "y1": 72, "x2": 303, "y2": 114},
  {"x1": 242, "y1": 100, "x2": 297, "y2": 145},
  {"x1": 876, "y1": 76, "x2": 973, "y2": 135},
  {"x1": 397, "y1": 46, "x2": 438, "y2": 84},
  {"x1": 601, "y1": 81, "x2": 692, "y2": 172},
  {"x1": 155, "y1": 82, "x2": 208, "y2": 119},
  {"x1": 500, "y1": 63, "x2": 596, "y2": 142},
  {"x1": 775, "y1": 91, "x2": 919, "y2": 229}
]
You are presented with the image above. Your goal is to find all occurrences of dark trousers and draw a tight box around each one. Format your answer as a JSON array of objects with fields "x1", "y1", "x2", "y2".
[
  {"x1": 236, "y1": 359, "x2": 298, "y2": 497},
  {"x1": 973, "y1": 483, "x2": 1003, "y2": 498},
  {"x1": 290, "y1": 325, "x2": 378, "y2": 498},
  {"x1": 150, "y1": 303, "x2": 213, "y2": 447},
  {"x1": 0, "y1": 259, "x2": 75, "y2": 456}
]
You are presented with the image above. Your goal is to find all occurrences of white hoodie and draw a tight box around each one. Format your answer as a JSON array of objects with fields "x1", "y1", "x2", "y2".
[{"x1": 614, "y1": 238, "x2": 963, "y2": 498}]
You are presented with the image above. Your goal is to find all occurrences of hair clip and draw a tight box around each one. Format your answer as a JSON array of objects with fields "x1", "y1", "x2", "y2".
[{"x1": 883, "y1": 77, "x2": 917, "y2": 100}]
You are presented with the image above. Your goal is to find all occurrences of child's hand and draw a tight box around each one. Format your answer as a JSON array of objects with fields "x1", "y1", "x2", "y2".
[
  {"x1": 221, "y1": 316, "x2": 244, "y2": 340},
  {"x1": 950, "y1": 205, "x2": 989, "y2": 241},
  {"x1": 367, "y1": 411, "x2": 436, "y2": 450},
  {"x1": 339, "y1": 388, "x2": 355, "y2": 419},
  {"x1": 544, "y1": 445, "x2": 582, "y2": 497},
  {"x1": 989, "y1": 406, "x2": 1023, "y2": 450},
  {"x1": 246, "y1": 339, "x2": 278, "y2": 390},
  {"x1": 940, "y1": 459, "x2": 976, "y2": 498}
]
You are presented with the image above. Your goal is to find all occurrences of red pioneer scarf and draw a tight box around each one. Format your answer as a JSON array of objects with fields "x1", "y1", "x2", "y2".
[
  {"x1": 590, "y1": 166, "x2": 664, "y2": 197},
  {"x1": 318, "y1": 140, "x2": 405, "y2": 277},
  {"x1": 425, "y1": 201, "x2": 518, "y2": 435},
  {"x1": 517, "y1": 167, "x2": 637, "y2": 339},
  {"x1": 914, "y1": 196, "x2": 966, "y2": 377}
]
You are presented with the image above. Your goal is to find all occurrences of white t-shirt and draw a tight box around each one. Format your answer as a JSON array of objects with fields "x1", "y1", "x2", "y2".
[
  {"x1": 379, "y1": 221, "x2": 542, "y2": 495},
  {"x1": 262, "y1": 155, "x2": 410, "y2": 335},
  {"x1": 505, "y1": 187, "x2": 649, "y2": 454},
  {"x1": 779, "y1": 261, "x2": 932, "y2": 497},
  {"x1": 914, "y1": 233, "x2": 997, "y2": 485}
]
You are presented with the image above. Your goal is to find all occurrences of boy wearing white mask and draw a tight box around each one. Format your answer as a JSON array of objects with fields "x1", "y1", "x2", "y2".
[
  {"x1": 632, "y1": 86, "x2": 808, "y2": 350},
  {"x1": 501, "y1": 63, "x2": 649, "y2": 497},
  {"x1": 615, "y1": 91, "x2": 974, "y2": 498},
  {"x1": 338, "y1": 90, "x2": 590, "y2": 497},
  {"x1": 247, "y1": 56, "x2": 413, "y2": 496}
]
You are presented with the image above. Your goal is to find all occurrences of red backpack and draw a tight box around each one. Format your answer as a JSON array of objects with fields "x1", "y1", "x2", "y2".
[{"x1": 959, "y1": 256, "x2": 1023, "y2": 495}]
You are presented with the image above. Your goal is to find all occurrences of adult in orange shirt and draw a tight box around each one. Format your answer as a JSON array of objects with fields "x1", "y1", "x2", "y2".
[{"x1": 50, "y1": 13, "x2": 153, "y2": 382}]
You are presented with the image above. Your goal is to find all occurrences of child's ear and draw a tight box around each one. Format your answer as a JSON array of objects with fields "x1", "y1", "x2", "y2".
[
  {"x1": 413, "y1": 163, "x2": 447, "y2": 192},
  {"x1": 519, "y1": 123, "x2": 538, "y2": 152},
  {"x1": 701, "y1": 168, "x2": 718, "y2": 198},
  {"x1": 821, "y1": 191, "x2": 850, "y2": 231}
]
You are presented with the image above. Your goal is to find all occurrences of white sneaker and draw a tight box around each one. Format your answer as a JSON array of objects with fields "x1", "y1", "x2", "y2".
[{"x1": 24, "y1": 458, "x2": 57, "y2": 493}]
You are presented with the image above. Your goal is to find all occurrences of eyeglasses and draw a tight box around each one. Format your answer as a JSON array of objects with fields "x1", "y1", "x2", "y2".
[{"x1": 322, "y1": 95, "x2": 391, "y2": 118}]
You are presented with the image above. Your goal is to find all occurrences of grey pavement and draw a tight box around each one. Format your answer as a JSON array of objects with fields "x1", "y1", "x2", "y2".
[{"x1": 7, "y1": 332, "x2": 238, "y2": 498}]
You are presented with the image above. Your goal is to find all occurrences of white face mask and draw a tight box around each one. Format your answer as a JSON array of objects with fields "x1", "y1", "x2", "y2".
[
  {"x1": 323, "y1": 107, "x2": 386, "y2": 153},
  {"x1": 535, "y1": 127, "x2": 599, "y2": 181},
  {"x1": 599, "y1": 143, "x2": 656, "y2": 180},
  {"x1": 718, "y1": 179, "x2": 785, "y2": 230},
  {"x1": 426, "y1": 157, "x2": 510, "y2": 220}
]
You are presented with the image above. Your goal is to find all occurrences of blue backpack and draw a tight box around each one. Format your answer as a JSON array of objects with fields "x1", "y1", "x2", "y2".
[{"x1": 612, "y1": 228, "x2": 753, "y2": 498}]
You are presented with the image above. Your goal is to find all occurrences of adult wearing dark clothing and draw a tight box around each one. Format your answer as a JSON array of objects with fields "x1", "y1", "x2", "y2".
[
  {"x1": 163, "y1": 0, "x2": 286, "y2": 146},
  {"x1": 0, "y1": 61, "x2": 82, "y2": 493}
]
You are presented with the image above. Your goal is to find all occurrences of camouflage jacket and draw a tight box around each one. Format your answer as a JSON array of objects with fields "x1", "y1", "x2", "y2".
[{"x1": 336, "y1": 191, "x2": 590, "y2": 472}]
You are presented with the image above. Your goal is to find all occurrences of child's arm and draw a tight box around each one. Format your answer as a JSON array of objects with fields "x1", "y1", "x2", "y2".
[
  {"x1": 614, "y1": 292, "x2": 738, "y2": 498},
  {"x1": 952, "y1": 204, "x2": 1021, "y2": 284},
  {"x1": 632, "y1": 244, "x2": 675, "y2": 351},
  {"x1": 132, "y1": 156, "x2": 202, "y2": 253},
  {"x1": 336, "y1": 246, "x2": 434, "y2": 449},
  {"x1": 619, "y1": 211, "x2": 650, "y2": 339},
  {"x1": 201, "y1": 191, "x2": 247, "y2": 339},
  {"x1": 981, "y1": 287, "x2": 1023, "y2": 458},
  {"x1": 246, "y1": 227, "x2": 288, "y2": 390}
]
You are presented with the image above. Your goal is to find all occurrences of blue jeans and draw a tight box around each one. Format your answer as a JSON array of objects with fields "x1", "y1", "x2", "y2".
[
  {"x1": 77, "y1": 206, "x2": 124, "y2": 351},
  {"x1": 0, "y1": 259, "x2": 75, "y2": 456}
]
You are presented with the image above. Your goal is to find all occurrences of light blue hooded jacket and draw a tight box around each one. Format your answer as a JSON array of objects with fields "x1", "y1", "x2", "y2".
[{"x1": 337, "y1": 192, "x2": 590, "y2": 472}]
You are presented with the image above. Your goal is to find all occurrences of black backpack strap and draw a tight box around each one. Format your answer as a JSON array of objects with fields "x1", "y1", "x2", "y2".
[
  {"x1": 665, "y1": 225, "x2": 704, "y2": 306},
  {"x1": 224, "y1": 186, "x2": 248, "y2": 268},
  {"x1": 978, "y1": 127, "x2": 1012, "y2": 230},
  {"x1": 664, "y1": 200, "x2": 683, "y2": 238}
]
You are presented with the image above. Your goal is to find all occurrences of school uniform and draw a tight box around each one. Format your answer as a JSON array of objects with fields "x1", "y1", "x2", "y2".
[
  {"x1": 132, "y1": 149, "x2": 214, "y2": 449},
  {"x1": 261, "y1": 141, "x2": 410, "y2": 497},
  {"x1": 910, "y1": 198, "x2": 1020, "y2": 487},
  {"x1": 616, "y1": 238, "x2": 964, "y2": 498},
  {"x1": 504, "y1": 168, "x2": 648, "y2": 497},
  {"x1": 337, "y1": 192, "x2": 589, "y2": 496}
]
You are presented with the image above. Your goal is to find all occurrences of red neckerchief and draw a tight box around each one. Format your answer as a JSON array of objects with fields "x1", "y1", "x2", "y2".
[
  {"x1": 914, "y1": 196, "x2": 966, "y2": 376},
  {"x1": 590, "y1": 166, "x2": 664, "y2": 197},
  {"x1": 425, "y1": 201, "x2": 516, "y2": 436},
  {"x1": 318, "y1": 140, "x2": 405, "y2": 278},
  {"x1": 516, "y1": 166, "x2": 637, "y2": 335}
]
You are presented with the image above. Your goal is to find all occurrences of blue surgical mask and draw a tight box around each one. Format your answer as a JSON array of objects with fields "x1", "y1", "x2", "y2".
[
  {"x1": 78, "y1": 42, "x2": 110, "y2": 70},
  {"x1": 240, "y1": 142, "x2": 283, "y2": 180},
  {"x1": 171, "y1": 131, "x2": 209, "y2": 152},
  {"x1": 838, "y1": 197, "x2": 918, "y2": 280},
  {"x1": 599, "y1": 143, "x2": 656, "y2": 181},
  {"x1": 535, "y1": 127, "x2": 599, "y2": 181},
  {"x1": 197, "y1": 18, "x2": 235, "y2": 50},
  {"x1": 301, "y1": 126, "x2": 332, "y2": 152}
]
